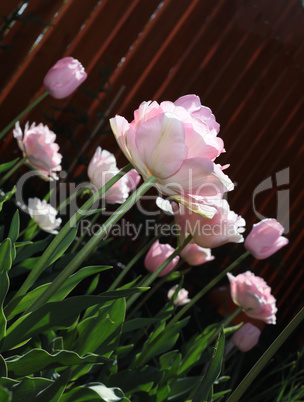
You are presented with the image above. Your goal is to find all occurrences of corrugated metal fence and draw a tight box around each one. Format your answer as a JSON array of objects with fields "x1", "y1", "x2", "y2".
[{"x1": 0, "y1": 0, "x2": 303, "y2": 324}]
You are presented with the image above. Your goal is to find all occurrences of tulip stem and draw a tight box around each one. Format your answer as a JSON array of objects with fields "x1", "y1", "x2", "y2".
[
  {"x1": 134, "y1": 250, "x2": 250, "y2": 367},
  {"x1": 5, "y1": 164, "x2": 133, "y2": 315},
  {"x1": 126, "y1": 234, "x2": 193, "y2": 311},
  {"x1": 227, "y1": 305, "x2": 304, "y2": 401},
  {"x1": 23, "y1": 175, "x2": 158, "y2": 314},
  {"x1": 128, "y1": 259, "x2": 185, "y2": 317},
  {"x1": 168, "y1": 251, "x2": 250, "y2": 328},
  {"x1": 108, "y1": 234, "x2": 163, "y2": 291},
  {"x1": 70, "y1": 209, "x2": 102, "y2": 253},
  {"x1": 0, "y1": 91, "x2": 49, "y2": 140},
  {"x1": 0, "y1": 157, "x2": 27, "y2": 187}
]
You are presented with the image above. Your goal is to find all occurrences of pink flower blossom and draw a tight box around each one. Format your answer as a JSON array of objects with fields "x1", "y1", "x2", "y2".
[
  {"x1": 88, "y1": 147, "x2": 140, "y2": 204},
  {"x1": 144, "y1": 240, "x2": 180, "y2": 277},
  {"x1": 232, "y1": 323, "x2": 261, "y2": 352},
  {"x1": 227, "y1": 271, "x2": 277, "y2": 324},
  {"x1": 174, "y1": 198, "x2": 245, "y2": 249},
  {"x1": 110, "y1": 95, "x2": 234, "y2": 217},
  {"x1": 167, "y1": 285, "x2": 191, "y2": 306},
  {"x1": 245, "y1": 219, "x2": 289, "y2": 260},
  {"x1": 28, "y1": 197, "x2": 61, "y2": 234},
  {"x1": 43, "y1": 57, "x2": 87, "y2": 99},
  {"x1": 13, "y1": 121, "x2": 62, "y2": 180},
  {"x1": 180, "y1": 243, "x2": 214, "y2": 266}
]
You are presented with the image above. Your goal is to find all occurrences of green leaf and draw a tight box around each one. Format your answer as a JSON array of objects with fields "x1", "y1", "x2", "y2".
[
  {"x1": 3, "y1": 290, "x2": 143, "y2": 351},
  {"x1": 72, "y1": 299, "x2": 125, "y2": 380},
  {"x1": 0, "y1": 239, "x2": 12, "y2": 348},
  {"x1": 0, "y1": 238, "x2": 12, "y2": 272},
  {"x1": 192, "y1": 326, "x2": 225, "y2": 402},
  {"x1": 167, "y1": 377, "x2": 201, "y2": 401},
  {"x1": 0, "y1": 187, "x2": 16, "y2": 212},
  {"x1": 108, "y1": 366, "x2": 162, "y2": 395},
  {"x1": 14, "y1": 241, "x2": 33, "y2": 248},
  {"x1": 87, "y1": 383, "x2": 130, "y2": 401},
  {"x1": 0, "y1": 158, "x2": 19, "y2": 174},
  {"x1": 6, "y1": 265, "x2": 112, "y2": 319},
  {"x1": 0, "y1": 386, "x2": 11, "y2": 401},
  {"x1": 8, "y1": 210, "x2": 19, "y2": 244},
  {"x1": 46, "y1": 226, "x2": 78, "y2": 266},
  {"x1": 122, "y1": 317, "x2": 161, "y2": 333},
  {"x1": 61, "y1": 383, "x2": 130, "y2": 401},
  {"x1": 5, "y1": 377, "x2": 53, "y2": 401},
  {"x1": 13, "y1": 238, "x2": 50, "y2": 264},
  {"x1": 76, "y1": 299, "x2": 126, "y2": 356},
  {"x1": 33, "y1": 369, "x2": 71, "y2": 402},
  {"x1": 134, "y1": 317, "x2": 190, "y2": 367},
  {"x1": 6, "y1": 349, "x2": 109, "y2": 377},
  {"x1": 179, "y1": 324, "x2": 218, "y2": 375},
  {"x1": 0, "y1": 354, "x2": 7, "y2": 377}
]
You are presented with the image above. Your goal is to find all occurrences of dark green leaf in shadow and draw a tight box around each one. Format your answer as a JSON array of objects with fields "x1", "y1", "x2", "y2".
[
  {"x1": 8, "y1": 210, "x2": 19, "y2": 244},
  {"x1": 192, "y1": 326, "x2": 225, "y2": 402},
  {"x1": 6, "y1": 265, "x2": 112, "y2": 319},
  {"x1": 33, "y1": 369, "x2": 71, "y2": 402},
  {"x1": 0, "y1": 158, "x2": 19, "y2": 174},
  {"x1": 6, "y1": 349, "x2": 110, "y2": 377},
  {"x1": 0, "y1": 354, "x2": 7, "y2": 377},
  {"x1": 0, "y1": 239, "x2": 12, "y2": 349},
  {"x1": 3, "y1": 290, "x2": 144, "y2": 351},
  {"x1": 0, "y1": 386, "x2": 11, "y2": 401}
]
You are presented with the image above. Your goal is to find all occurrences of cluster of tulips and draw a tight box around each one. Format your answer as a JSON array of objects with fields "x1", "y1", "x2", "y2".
[{"x1": 0, "y1": 55, "x2": 292, "y2": 400}]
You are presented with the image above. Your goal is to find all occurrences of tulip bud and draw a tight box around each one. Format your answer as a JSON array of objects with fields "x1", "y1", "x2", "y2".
[
  {"x1": 180, "y1": 243, "x2": 214, "y2": 266},
  {"x1": 245, "y1": 219, "x2": 289, "y2": 260},
  {"x1": 28, "y1": 198, "x2": 61, "y2": 234},
  {"x1": 43, "y1": 57, "x2": 87, "y2": 99},
  {"x1": 232, "y1": 323, "x2": 261, "y2": 352},
  {"x1": 144, "y1": 240, "x2": 180, "y2": 277},
  {"x1": 167, "y1": 285, "x2": 191, "y2": 306}
]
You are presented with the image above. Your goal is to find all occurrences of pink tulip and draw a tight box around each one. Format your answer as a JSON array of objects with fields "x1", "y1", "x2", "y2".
[
  {"x1": 88, "y1": 147, "x2": 140, "y2": 204},
  {"x1": 28, "y1": 197, "x2": 61, "y2": 234},
  {"x1": 144, "y1": 240, "x2": 180, "y2": 277},
  {"x1": 174, "y1": 198, "x2": 246, "y2": 249},
  {"x1": 180, "y1": 243, "x2": 214, "y2": 266},
  {"x1": 232, "y1": 323, "x2": 261, "y2": 352},
  {"x1": 110, "y1": 95, "x2": 234, "y2": 217},
  {"x1": 167, "y1": 285, "x2": 191, "y2": 306},
  {"x1": 13, "y1": 121, "x2": 62, "y2": 180},
  {"x1": 227, "y1": 271, "x2": 277, "y2": 324},
  {"x1": 245, "y1": 219, "x2": 289, "y2": 260},
  {"x1": 43, "y1": 57, "x2": 87, "y2": 99}
]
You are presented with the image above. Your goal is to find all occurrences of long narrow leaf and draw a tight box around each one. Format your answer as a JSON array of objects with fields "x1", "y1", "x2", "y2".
[{"x1": 192, "y1": 326, "x2": 225, "y2": 402}]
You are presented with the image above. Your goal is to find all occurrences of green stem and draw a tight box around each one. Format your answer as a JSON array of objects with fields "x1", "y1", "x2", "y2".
[
  {"x1": 207, "y1": 306, "x2": 243, "y2": 350},
  {"x1": 227, "y1": 305, "x2": 304, "y2": 402},
  {"x1": 129, "y1": 259, "x2": 185, "y2": 317},
  {"x1": 6, "y1": 164, "x2": 133, "y2": 310},
  {"x1": 108, "y1": 234, "x2": 162, "y2": 291},
  {"x1": 24, "y1": 175, "x2": 158, "y2": 314},
  {"x1": 168, "y1": 251, "x2": 250, "y2": 328},
  {"x1": 0, "y1": 91, "x2": 49, "y2": 140},
  {"x1": 126, "y1": 234, "x2": 193, "y2": 310},
  {"x1": 70, "y1": 210, "x2": 102, "y2": 254},
  {"x1": 134, "y1": 251, "x2": 250, "y2": 367},
  {"x1": 0, "y1": 158, "x2": 27, "y2": 187}
]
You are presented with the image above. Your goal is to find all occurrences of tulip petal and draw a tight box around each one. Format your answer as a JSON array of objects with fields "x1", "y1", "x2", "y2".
[
  {"x1": 136, "y1": 112, "x2": 187, "y2": 179},
  {"x1": 162, "y1": 157, "x2": 232, "y2": 197}
]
